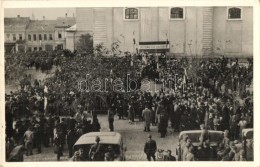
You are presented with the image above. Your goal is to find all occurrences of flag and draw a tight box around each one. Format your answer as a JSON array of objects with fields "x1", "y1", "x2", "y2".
[
  {"x1": 133, "y1": 31, "x2": 136, "y2": 45},
  {"x1": 184, "y1": 68, "x2": 187, "y2": 80},
  {"x1": 165, "y1": 33, "x2": 169, "y2": 49},
  {"x1": 183, "y1": 68, "x2": 187, "y2": 90}
]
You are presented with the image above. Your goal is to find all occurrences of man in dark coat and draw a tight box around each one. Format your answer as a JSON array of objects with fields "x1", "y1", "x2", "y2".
[
  {"x1": 67, "y1": 127, "x2": 78, "y2": 158},
  {"x1": 108, "y1": 108, "x2": 115, "y2": 131},
  {"x1": 33, "y1": 124, "x2": 42, "y2": 154},
  {"x1": 54, "y1": 133, "x2": 63, "y2": 161},
  {"x1": 158, "y1": 113, "x2": 168, "y2": 138},
  {"x1": 144, "y1": 134, "x2": 157, "y2": 161}
]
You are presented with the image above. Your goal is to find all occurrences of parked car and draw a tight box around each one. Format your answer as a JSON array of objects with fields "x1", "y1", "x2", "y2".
[
  {"x1": 176, "y1": 130, "x2": 224, "y2": 161},
  {"x1": 235, "y1": 128, "x2": 253, "y2": 161},
  {"x1": 73, "y1": 132, "x2": 127, "y2": 161}
]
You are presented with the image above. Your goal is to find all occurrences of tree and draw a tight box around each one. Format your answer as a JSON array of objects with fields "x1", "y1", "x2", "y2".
[{"x1": 76, "y1": 34, "x2": 94, "y2": 55}]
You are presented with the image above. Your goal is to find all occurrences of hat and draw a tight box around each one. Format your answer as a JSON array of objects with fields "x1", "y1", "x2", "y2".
[
  {"x1": 108, "y1": 145, "x2": 113, "y2": 149},
  {"x1": 148, "y1": 134, "x2": 152, "y2": 138}
]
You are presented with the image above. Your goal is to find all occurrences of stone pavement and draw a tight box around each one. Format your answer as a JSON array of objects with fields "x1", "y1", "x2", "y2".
[{"x1": 24, "y1": 114, "x2": 179, "y2": 161}]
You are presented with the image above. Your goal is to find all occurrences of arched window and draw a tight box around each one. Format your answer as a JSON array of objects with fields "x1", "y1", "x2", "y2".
[
  {"x1": 228, "y1": 7, "x2": 242, "y2": 19},
  {"x1": 125, "y1": 8, "x2": 138, "y2": 20},
  {"x1": 170, "y1": 7, "x2": 184, "y2": 19}
]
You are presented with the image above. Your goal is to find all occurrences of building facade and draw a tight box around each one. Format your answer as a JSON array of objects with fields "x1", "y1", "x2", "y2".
[
  {"x1": 72, "y1": 7, "x2": 253, "y2": 57},
  {"x1": 4, "y1": 15, "x2": 76, "y2": 53},
  {"x1": 4, "y1": 15, "x2": 30, "y2": 53},
  {"x1": 26, "y1": 20, "x2": 57, "y2": 51}
]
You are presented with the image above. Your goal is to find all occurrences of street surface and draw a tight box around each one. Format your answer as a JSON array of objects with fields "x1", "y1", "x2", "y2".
[{"x1": 24, "y1": 114, "x2": 179, "y2": 161}]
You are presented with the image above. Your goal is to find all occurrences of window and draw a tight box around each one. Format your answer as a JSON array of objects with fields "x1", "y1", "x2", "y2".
[
  {"x1": 6, "y1": 34, "x2": 10, "y2": 39},
  {"x1": 44, "y1": 34, "x2": 47, "y2": 40},
  {"x1": 19, "y1": 34, "x2": 22, "y2": 40},
  {"x1": 58, "y1": 33, "x2": 62, "y2": 39},
  {"x1": 170, "y1": 7, "x2": 184, "y2": 19},
  {"x1": 125, "y1": 8, "x2": 138, "y2": 20},
  {"x1": 39, "y1": 47, "x2": 42, "y2": 51},
  {"x1": 12, "y1": 34, "x2": 16, "y2": 41},
  {"x1": 28, "y1": 47, "x2": 32, "y2": 52},
  {"x1": 34, "y1": 47, "x2": 37, "y2": 51},
  {"x1": 49, "y1": 34, "x2": 53, "y2": 40},
  {"x1": 33, "y1": 34, "x2": 37, "y2": 41},
  {"x1": 39, "y1": 34, "x2": 42, "y2": 40},
  {"x1": 228, "y1": 7, "x2": 242, "y2": 20},
  {"x1": 28, "y1": 34, "x2": 31, "y2": 41}
]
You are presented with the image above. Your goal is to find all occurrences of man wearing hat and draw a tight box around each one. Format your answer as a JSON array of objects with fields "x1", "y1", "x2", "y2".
[
  {"x1": 144, "y1": 134, "x2": 157, "y2": 161},
  {"x1": 89, "y1": 136, "x2": 104, "y2": 161}
]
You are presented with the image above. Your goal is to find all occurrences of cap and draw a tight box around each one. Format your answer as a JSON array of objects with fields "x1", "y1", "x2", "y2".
[{"x1": 95, "y1": 136, "x2": 100, "y2": 142}]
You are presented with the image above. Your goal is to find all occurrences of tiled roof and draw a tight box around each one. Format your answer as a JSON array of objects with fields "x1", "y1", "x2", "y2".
[
  {"x1": 4, "y1": 17, "x2": 30, "y2": 32},
  {"x1": 27, "y1": 20, "x2": 57, "y2": 32},
  {"x1": 56, "y1": 17, "x2": 76, "y2": 28}
]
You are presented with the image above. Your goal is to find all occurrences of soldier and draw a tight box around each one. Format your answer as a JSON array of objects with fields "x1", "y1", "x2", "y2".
[
  {"x1": 53, "y1": 133, "x2": 63, "y2": 161},
  {"x1": 108, "y1": 108, "x2": 115, "y2": 131},
  {"x1": 89, "y1": 136, "x2": 104, "y2": 161},
  {"x1": 144, "y1": 134, "x2": 157, "y2": 161}
]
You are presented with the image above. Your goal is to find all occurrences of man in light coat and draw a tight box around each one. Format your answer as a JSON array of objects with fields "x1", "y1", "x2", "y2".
[{"x1": 142, "y1": 104, "x2": 151, "y2": 132}]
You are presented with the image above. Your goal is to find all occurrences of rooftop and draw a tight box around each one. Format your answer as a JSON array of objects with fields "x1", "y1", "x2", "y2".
[
  {"x1": 27, "y1": 20, "x2": 57, "y2": 32},
  {"x1": 56, "y1": 17, "x2": 76, "y2": 28},
  {"x1": 4, "y1": 17, "x2": 30, "y2": 32}
]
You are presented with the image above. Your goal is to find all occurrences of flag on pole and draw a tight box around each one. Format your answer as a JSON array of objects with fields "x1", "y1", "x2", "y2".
[
  {"x1": 183, "y1": 68, "x2": 187, "y2": 91},
  {"x1": 166, "y1": 33, "x2": 169, "y2": 49},
  {"x1": 183, "y1": 68, "x2": 187, "y2": 83},
  {"x1": 133, "y1": 31, "x2": 136, "y2": 45}
]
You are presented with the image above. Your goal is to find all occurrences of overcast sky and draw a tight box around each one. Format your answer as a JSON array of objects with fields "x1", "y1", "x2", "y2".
[{"x1": 4, "y1": 8, "x2": 76, "y2": 20}]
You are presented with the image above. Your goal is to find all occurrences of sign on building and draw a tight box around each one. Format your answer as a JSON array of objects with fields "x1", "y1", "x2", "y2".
[{"x1": 139, "y1": 41, "x2": 170, "y2": 53}]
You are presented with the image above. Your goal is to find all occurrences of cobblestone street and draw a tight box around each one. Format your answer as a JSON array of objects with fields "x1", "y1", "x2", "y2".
[{"x1": 24, "y1": 114, "x2": 179, "y2": 161}]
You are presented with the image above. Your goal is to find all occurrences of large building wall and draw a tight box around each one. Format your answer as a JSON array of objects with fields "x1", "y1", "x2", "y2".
[
  {"x1": 212, "y1": 7, "x2": 253, "y2": 56},
  {"x1": 75, "y1": 7, "x2": 253, "y2": 57},
  {"x1": 112, "y1": 7, "x2": 205, "y2": 55}
]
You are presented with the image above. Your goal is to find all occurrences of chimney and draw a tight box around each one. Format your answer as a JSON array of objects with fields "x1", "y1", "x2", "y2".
[
  {"x1": 65, "y1": 13, "x2": 67, "y2": 17},
  {"x1": 43, "y1": 16, "x2": 45, "y2": 20},
  {"x1": 17, "y1": 15, "x2": 20, "y2": 18}
]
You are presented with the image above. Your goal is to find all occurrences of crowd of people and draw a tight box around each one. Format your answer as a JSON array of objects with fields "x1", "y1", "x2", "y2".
[{"x1": 5, "y1": 48, "x2": 253, "y2": 161}]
